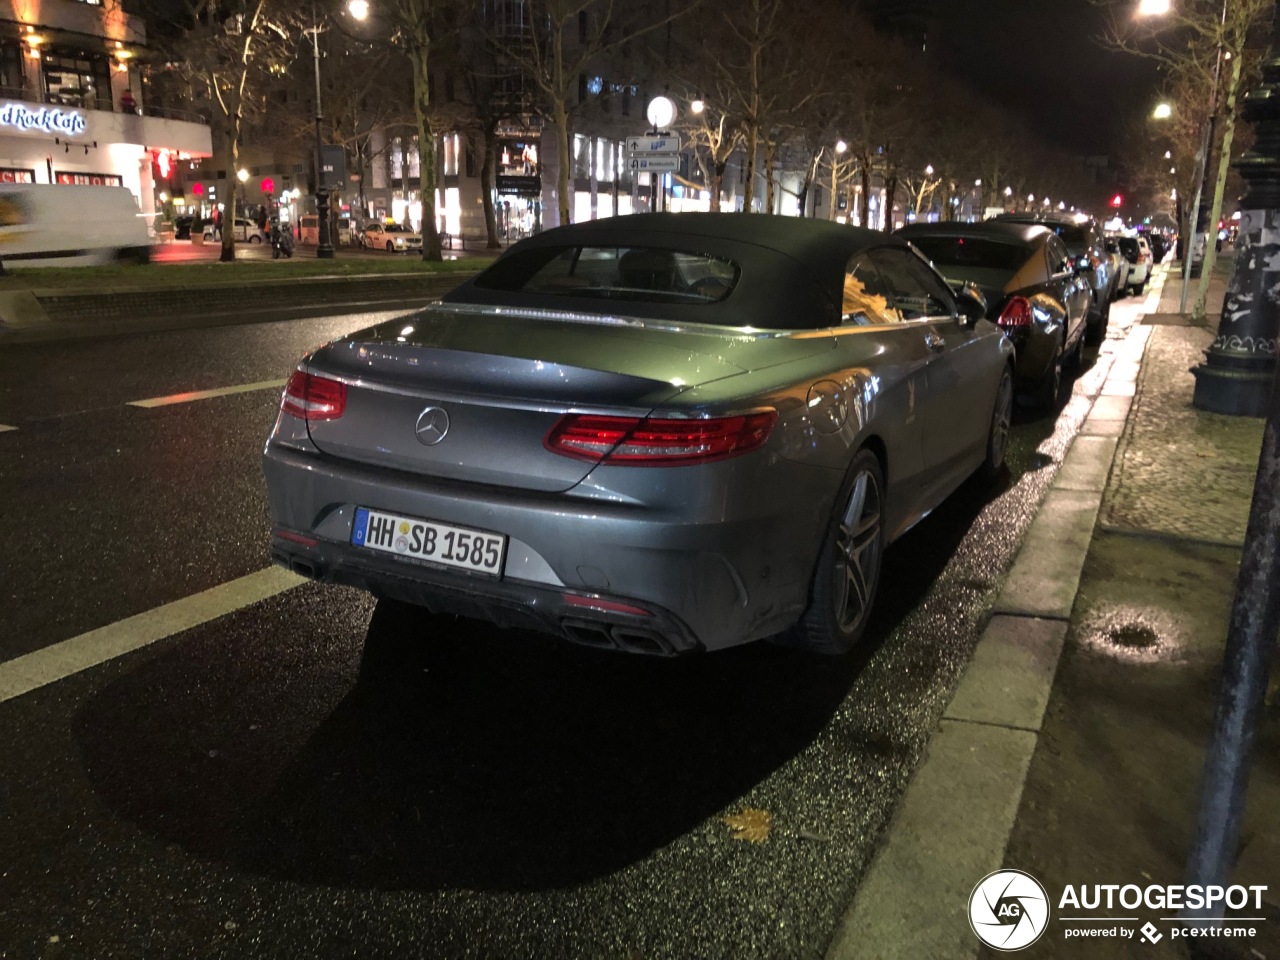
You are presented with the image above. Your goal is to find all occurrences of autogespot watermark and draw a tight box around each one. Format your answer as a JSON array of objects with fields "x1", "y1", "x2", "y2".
[{"x1": 968, "y1": 870, "x2": 1270, "y2": 950}]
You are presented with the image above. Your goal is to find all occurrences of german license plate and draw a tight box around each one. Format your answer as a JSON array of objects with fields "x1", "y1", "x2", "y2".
[{"x1": 351, "y1": 507, "x2": 506, "y2": 577}]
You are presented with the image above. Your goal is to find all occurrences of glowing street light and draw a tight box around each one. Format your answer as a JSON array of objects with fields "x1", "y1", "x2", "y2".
[
  {"x1": 237, "y1": 168, "x2": 249, "y2": 182},
  {"x1": 1137, "y1": 0, "x2": 1172, "y2": 15},
  {"x1": 925, "y1": 164, "x2": 934, "y2": 176},
  {"x1": 835, "y1": 139, "x2": 848, "y2": 154},
  {"x1": 1153, "y1": 102, "x2": 1173, "y2": 120},
  {"x1": 347, "y1": 0, "x2": 369, "y2": 19},
  {"x1": 690, "y1": 98, "x2": 704, "y2": 114},
  {"x1": 646, "y1": 95, "x2": 675, "y2": 131}
]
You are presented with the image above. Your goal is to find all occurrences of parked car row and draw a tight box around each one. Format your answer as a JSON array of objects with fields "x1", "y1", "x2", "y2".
[{"x1": 262, "y1": 209, "x2": 1164, "y2": 666}]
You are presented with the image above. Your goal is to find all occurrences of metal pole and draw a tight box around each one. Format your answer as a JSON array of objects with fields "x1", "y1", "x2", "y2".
[
  {"x1": 1182, "y1": 1, "x2": 1280, "y2": 924},
  {"x1": 1180, "y1": 0, "x2": 1227, "y2": 312},
  {"x1": 312, "y1": 0, "x2": 334, "y2": 259}
]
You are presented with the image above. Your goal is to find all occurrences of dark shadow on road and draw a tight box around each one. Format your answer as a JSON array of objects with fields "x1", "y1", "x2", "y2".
[
  {"x1": 71, "y1": 421, "x2": 1028, "y2": 895},
  {"x1": 74, "y1": 590, "x2": 895, "y2": 893}
]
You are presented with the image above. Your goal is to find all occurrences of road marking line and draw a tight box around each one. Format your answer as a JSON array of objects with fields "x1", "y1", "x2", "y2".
[
  {"x1": 126, "y1": 379, "x2": 286, "y2": 408},
  {"x1": 0, "y1": 566, "x2": 302, "y2": 704},
  {"x1": 0, "y1": 424, "x2": 16, "y2": 432}
]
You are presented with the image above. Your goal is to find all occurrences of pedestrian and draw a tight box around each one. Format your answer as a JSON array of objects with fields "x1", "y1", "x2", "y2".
[
  {"x1": 213, "y1": 209, "x2": 223, "y2": 240},
  {"x1": 119, "y1": 88, "x2": 137, "y2": 115}
]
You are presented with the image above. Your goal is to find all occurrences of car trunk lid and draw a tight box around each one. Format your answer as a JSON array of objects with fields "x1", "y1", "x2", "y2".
[{"x1": 302, "y1": 308, "x2": 757, "y2": 492}]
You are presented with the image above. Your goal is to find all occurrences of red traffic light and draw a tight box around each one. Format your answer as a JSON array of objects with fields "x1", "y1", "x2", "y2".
[
  {"x1": 260, "y1": 176, "x2": 275, "y2": 194},
  {"x1": 1110, "y1": 194, "x2": 1124, "y2": 208}
]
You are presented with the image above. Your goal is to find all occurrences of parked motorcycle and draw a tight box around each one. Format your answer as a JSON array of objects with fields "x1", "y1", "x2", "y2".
[{"x1": 271, "y1": 223, "x2": 295, "y2": 259}]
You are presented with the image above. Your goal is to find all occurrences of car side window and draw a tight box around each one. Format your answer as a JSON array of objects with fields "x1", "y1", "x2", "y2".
[
  {"x1": 870, "y1": 247, "x2": 953, "y2": 321},
  {"x1": 1048, "y1": 236, "x2": 1072, "y2": 275},
  {"x1": 841, "y1": 253, "x2": 900, "y2": 325}
]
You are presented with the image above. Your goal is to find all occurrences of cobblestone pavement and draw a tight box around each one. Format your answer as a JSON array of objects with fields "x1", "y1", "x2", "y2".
[{"x1": 1100, "y1": 259, "x2": 1265, "y2": 547}]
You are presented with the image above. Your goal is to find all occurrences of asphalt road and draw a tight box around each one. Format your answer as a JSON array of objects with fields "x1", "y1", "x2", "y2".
[{"x1": 0, "y1": 300, "x2": 1143, "y2": 959}]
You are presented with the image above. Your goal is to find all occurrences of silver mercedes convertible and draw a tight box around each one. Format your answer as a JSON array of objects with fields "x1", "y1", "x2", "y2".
[{"x1": 263, "y1": 213, "x2": 1014, "y2": 656}]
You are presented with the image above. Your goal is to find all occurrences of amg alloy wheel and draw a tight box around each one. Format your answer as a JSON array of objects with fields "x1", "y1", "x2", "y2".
[{"x1": 790, "y1": 449, "x2": 885, "y2": 656}]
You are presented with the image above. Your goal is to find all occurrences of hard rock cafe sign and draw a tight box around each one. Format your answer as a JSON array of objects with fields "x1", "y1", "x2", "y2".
[{"x1": 0, "y1": 102, "x2": 87, "y2": 137}]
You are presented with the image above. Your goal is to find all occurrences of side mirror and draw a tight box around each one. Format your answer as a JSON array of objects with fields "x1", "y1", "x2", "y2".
[{"x1": 956, "y1": 281, "x2": 987, "y2": 326}]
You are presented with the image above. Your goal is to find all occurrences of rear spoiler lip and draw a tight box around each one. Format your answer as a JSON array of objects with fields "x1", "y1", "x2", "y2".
[{"x1": 426, "y1": 301, "x2": 809, "y2": 341}]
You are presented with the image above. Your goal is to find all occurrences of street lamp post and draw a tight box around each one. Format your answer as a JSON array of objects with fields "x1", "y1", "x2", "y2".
[
  {"x1": 1182, "y1": 5, "x2": 1280, "y2": 925},
  {"x1": 311, "y1": 0, "x2": 334, "y2": 259},
  {"x1": 829, "y1": 139, "x2": 847, "y2": 221}
]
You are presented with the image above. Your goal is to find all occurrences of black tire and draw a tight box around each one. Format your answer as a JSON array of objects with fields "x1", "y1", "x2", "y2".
[
  {"x1": 249, "y1": 235, "x2": 262, "y2": 244},
  {"x1": 386, "y1": 241, "x2": 395, "y2": 252},
  {"x1": 1134, "y1": 282, "x2": 1146, "y2": 296},
  {"x1": 1034, "y1": 336, "x2": 1064, "y2": 409},
  {"x1": 980, "y1": 367, "x2": 1014, "y2": 481},
  {"x1": 1067, "y1": 326, "x2": 1086, "y2": 370},
  {"x1": 789, "y1": 449, "x2": 886, "y2": 656},
  {"x1": 1084, "y1": 296, "x2": 1109, "y2": 346}
]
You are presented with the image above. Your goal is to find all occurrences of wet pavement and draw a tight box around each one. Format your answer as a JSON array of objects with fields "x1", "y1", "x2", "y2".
[{"x1": 0, "y1": 299, "x2": 1144, "y2": 959}]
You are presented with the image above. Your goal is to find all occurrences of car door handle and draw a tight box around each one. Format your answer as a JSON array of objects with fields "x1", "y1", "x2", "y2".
[{"x1": 924, "y1": 333, "x2": 947, "y2": 352}]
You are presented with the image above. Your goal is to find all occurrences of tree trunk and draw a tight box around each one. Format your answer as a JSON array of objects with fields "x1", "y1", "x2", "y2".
[
  {"x1": 408, "y1": 27, "x2": 442, "y2": 262},
  {"x1": 710, "y1": 159, "x2": 726, "y2": 213},
  {"x1": 554, "y1": 97, "x2": 571, "y2": 226},
  {"x1": 883, "y1": 174, "x2": 898, "y2": 232},
  {"x1": 1194, "y1": 52, "x2": 1243, "y2": 320},
  {"x1": 743, "y1": 123, "x2": 758, "y2": 211},
  {"x1": 764, "y1": 140, "x2": 776, "y2": 214},
  {"x1": 480, "y1": 122, "x2": 500, "y2": 249},
  {"x1": 219, "y1": 114, "x2": 239, "y2": 263},
  {"x1": 859, "y1": 163, "x2": 871, "y2": 229}
]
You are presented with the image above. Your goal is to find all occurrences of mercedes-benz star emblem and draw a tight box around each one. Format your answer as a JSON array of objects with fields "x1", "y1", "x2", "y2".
[{"x1": 415, "y1": 406, "x2": 450, "y2": 446}]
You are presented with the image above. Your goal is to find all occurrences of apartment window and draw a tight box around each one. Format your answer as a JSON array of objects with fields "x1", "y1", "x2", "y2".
[
  {"x1": 0, "y1": 41, "x2": 24, "y2": 97},
  {"x1": 578, "y1": 11, "x2": 588, "y2": 44},
  {"x1": 621, "y1": 85, "x2": 630, "y2": 116},
  {"x1": 464, "y1": 135, "x2": 477, "y2": 179},
  {"x1": 42, "y1": 49, "x2": 111, "y2": 111},
  {"x1": 578, "y1": 73, "x2": 587, "y2": 103},
  {"x1": 445, "y1": 75, "x2": 455, "y2": 102}
]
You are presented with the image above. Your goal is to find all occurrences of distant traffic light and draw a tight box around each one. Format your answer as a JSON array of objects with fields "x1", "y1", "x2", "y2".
[{"x1": 1111, "y1": 194, "x2": 1124, "y2": 208}]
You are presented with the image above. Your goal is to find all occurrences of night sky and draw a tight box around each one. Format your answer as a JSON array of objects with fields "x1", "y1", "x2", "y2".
[{"x1": 926, "y1": 0, "x2": 1164, "y2": 157}]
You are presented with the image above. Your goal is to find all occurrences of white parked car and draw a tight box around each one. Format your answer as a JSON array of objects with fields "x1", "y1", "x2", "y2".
[
  {"x1": 203, "y1": 218, "x2": 264, "y2": 243},
  {"x1": 361, "y1": 222, "x2": 422, "y2": 252}
]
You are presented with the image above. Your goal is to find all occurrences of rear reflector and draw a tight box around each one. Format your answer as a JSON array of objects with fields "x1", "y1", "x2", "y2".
[
  {"x1": 561, "y1": 593, "x2": 653, "y2": 617},
  {"x1": 281, "y1": 369, "x2": 347, "y2": 421},
  {"x1": 545, "y1": 411, "x2": 777, "y2": 466},
  {"x1": 996, "y1": 295, "x2": 1034, "y2": 330},
  {"x1": 276, "y1": 528, "x2": 319, "y2": 547}
]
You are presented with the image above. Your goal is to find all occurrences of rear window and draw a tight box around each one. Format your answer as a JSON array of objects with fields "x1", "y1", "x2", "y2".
[
  {"x1": 474, "y1": 245, "x2": 740, "y2": 304},
  {"x1": 909, "y1": 236, "x2": 1030, "y2": 273},
  {"x1": 1117, "y1": 238, "x2": 1139, "y2": 257}
]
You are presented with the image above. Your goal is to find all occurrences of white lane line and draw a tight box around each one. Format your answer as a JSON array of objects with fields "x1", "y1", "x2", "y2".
[
  {"x1": 127, "y1": 379, "x2": 286, "y2": 409},
  {"x1": 0, "y1": 566, "x2": 302, "y2": 704},
  {"x1": 0, "y1": 424, "x2": 16, "y2": 432}
]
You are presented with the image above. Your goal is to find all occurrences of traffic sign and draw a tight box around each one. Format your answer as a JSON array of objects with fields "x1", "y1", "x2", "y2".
[
  {"x1": 629, "y1": 156, "x2": 680, "y2": 172},
  {"x1": 626, "y1": 134, "x2": 681, "y2": 155}
]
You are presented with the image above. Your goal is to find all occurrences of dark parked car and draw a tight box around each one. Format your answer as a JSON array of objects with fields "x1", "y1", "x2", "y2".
[
  {"x1": 992, "y1": 212, "x2": 1114, "y2": 344},
  {"x1": 1148, "y1": 233, "x2": 1168, "y2": 264},
  {"x1": 1105, "y1": 239, "x2": 1131, "y2": 300},
  {"x1": 900, "y1": 221, "x2": 1091, "y2": 407},
  {"x1": 264, "y1": 213, "x2": 1014, "y2": 657}
]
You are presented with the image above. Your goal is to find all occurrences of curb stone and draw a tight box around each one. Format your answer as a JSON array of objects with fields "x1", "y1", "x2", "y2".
[{"x1": 825, "y1": 272, "x2": 1164, "y2": 960}]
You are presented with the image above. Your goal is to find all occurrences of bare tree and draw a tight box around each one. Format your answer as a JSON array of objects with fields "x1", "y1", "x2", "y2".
[
  {"x1": 169, "y1": 0, "x2": 297, "y2": 262},
  {"x1": 494, "y1": 0, "x2": 686, "y2": 227},
  {"x1": 1101, "y1": 0, "x2": 1273, "y2": 317}
]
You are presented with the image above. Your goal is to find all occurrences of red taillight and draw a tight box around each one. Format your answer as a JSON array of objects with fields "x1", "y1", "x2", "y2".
[
  {"x1": 997, "y1": 296, "x2": 1034, "y2": 330},
  {"x1": 281, "y1": 369, "x2": 347, "y2": 421},
  {"x1": 544, "y1": 411, "x2": 777, "y2": 466},
  {"x1": 561, "y1": 593, "x2": 653, "y2": 617}
]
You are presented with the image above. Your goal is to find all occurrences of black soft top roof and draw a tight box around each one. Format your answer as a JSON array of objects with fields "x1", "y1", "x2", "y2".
[{"x1": 444, "y1": 212, "x2": 913, "y2": 329}]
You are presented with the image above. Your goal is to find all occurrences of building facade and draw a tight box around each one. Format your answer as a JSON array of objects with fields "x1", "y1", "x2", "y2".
[{"x1": 0, "y1": 0, "x2": 211, "y2": 226}]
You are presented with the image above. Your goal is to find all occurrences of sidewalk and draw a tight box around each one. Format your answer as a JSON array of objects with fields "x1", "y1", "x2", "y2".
[
  {"x1": 989, "y1": 264, "x2": 1278, "y2": 958},
  {"x1": 830, "y1": 260, "x2": 1279, "y2": 959}
]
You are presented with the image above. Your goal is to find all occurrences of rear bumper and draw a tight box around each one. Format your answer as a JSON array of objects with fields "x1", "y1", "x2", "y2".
[{"x1": 263, "y1": 443, "x2": 831, "y2": 653}]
